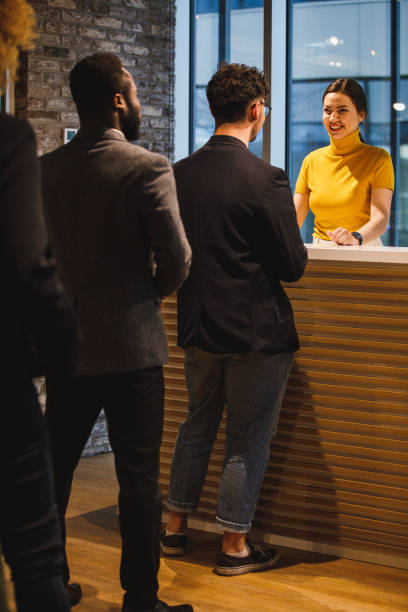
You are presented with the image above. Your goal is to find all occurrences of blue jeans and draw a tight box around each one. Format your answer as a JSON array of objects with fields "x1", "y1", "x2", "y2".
[{"x1": 167, "y1": 347, "x2": 293, "y2": 532}]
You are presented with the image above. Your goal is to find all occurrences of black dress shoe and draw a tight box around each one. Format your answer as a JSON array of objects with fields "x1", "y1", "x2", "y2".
[
  {"x1": 153, "y1": 602, "x2": 193, "y2": 612},
  {"x1": 122, "y1": 600, "x2": 193, "y2": 611},
  {"x1": 66, "y1": 583, "x2": 82, "y2": 607}
]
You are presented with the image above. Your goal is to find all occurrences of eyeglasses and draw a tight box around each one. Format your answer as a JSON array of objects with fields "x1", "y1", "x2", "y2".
[{"x1": 261, "y1": 101, "x2": 272, "y2": 117}]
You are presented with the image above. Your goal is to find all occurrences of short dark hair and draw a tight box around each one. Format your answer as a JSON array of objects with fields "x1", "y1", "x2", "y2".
[
  {"x1": 323, "y1": 78, "x2": 368, "y2": 116},
  {"x1": 69, "y1": 53, "x2": 130, "y2": 116},
  {"x1": 206, "y1": 63, "x2": 270, "y2": 124}
]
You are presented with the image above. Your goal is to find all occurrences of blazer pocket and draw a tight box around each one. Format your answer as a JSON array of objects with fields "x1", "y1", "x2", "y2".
[
  {"x1": 274, "y1": 303, "x2": 292, "y2": 325},
  {"x1": 251, "y1": 294, "x2": 298, "y2": 353}
]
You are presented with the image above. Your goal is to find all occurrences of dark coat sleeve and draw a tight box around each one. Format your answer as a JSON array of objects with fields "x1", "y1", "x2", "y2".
[
  {"x1": 257, "y1": 168, "x2": 308, "y2": 282},
  {"x1": 0, "y1": 115, "x2": 78, "y2": 378},
  {"x1": 139, "y1": 154, "x2": 192, "y2": 297}
]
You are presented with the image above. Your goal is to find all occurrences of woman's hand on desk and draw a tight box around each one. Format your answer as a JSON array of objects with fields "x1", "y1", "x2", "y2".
[
  {"x1": 326, "y1": 188, "x2": 392, "y2": 245},
  {"x1": 327, "y1": 227, "x2": 360, "y2": 245}
]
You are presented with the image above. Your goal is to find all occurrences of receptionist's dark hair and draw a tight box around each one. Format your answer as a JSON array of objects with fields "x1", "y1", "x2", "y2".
[
  {"x1": 323, "y1": 78, "x2": 368, "y2": 117},
  {"x1": 206, "y1": 62, "x2": 270, "y2": 124}
]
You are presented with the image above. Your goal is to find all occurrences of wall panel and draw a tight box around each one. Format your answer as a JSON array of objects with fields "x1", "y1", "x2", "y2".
[{"x1": 159, "y1": 259, "x2": 408, "y2": 569}]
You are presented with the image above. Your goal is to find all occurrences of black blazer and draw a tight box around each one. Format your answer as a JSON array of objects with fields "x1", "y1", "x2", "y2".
[
  {"x1": 0, "y1": 113, "x2": 78, "y2": 380},
  {"x1": 175, "y1": 135, "x2": 308, "y2": 355}
]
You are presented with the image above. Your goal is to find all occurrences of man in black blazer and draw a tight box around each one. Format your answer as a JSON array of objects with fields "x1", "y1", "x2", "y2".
[
  {"x1": 40, "y1": 54, "x2": 192, "y2": 612},
  {"x1": 161, "y1": 64, "x2": 307, "y2": 575}
]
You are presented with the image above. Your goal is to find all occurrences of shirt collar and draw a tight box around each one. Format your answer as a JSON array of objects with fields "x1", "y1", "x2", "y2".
[
  {"x1": 73, "y1": 126, "x2": 127, "y2": 143},
  {"x1": 205, "y1": 135, "x2": 248, "y2": 150}
]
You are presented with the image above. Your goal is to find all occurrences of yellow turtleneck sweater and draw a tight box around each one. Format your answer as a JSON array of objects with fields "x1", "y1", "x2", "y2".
[{"x1": 295, "y1": 129, "x2": 394, "y2": 240}]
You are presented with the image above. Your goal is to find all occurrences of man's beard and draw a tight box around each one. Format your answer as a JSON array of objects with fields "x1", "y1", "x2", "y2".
[{"x1": 120, "y1": 104, "x2": 141, "y2": 141}]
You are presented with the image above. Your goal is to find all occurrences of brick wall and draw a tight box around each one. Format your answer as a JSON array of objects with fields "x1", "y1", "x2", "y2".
[
  {"x1": 35, "y1": 378, "x2": 110, "y2": 456},
  {"x1": 17, "y1": 0, "x2": 175, "y2": 158},
  {"x1": 23, "y1": 0, "x2": 176, "y2": 455}
]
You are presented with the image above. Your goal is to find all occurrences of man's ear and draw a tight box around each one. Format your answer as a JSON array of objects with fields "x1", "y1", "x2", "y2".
[
  {"x1": 113, "y1": 93, "x2": 125, "y2": 110},
  {"x1": 248, "y1": 101, "x2": 258, "y2": 122}
]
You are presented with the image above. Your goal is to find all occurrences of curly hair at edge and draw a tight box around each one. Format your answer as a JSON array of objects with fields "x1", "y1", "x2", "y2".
[
  {"x1": 0, "y1": 0, "x2": 36, "y2": 94},
  {"x1": 206, "y1": 63, "x2": 270, "y2": 124}
]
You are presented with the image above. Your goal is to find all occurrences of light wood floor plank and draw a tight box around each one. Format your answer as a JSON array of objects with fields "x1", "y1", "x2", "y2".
[{"x1": 5, "y1": 453, "x2": 408, "y2": 611}]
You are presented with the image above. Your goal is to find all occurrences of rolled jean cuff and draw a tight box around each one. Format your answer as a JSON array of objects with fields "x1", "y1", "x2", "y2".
[
  {"x1": 215, "y1": 515, "x2": 250, "y2": 533},
  {"x1": 166, "y1": 499, "x2": 196, "y2": 514}
]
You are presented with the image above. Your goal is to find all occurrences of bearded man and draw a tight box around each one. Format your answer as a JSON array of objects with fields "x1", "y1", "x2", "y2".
[{"x1": 40, "y1": 53, "x2": 192, "y2": 612}]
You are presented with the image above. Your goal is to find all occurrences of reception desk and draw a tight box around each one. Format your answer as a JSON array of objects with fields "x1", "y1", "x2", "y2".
[{"x1": 159, "y1": 245, "x2": 408, "y2": 569}]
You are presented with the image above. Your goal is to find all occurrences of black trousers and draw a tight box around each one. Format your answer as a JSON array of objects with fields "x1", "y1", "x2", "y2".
[
  {"x1": 0, "y1": 378, "x2": 70, "y2": 612},
  {"x1": 45, "y1": 367, "x2": 164, "y2": 611}
]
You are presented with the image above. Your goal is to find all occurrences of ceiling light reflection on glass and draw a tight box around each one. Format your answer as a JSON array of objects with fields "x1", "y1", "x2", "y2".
[{"x1": 327, "y1": 36, "x2": 344, "y2": 47}]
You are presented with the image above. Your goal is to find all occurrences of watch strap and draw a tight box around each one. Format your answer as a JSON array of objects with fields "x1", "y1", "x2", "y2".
[{"x1": 351, "y1": 231, "x2": 363, "y2": 245}]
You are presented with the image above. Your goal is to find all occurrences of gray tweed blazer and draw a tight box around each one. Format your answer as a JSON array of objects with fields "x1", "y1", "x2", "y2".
[{"x1": 41, "y1": 127, "x2": 191, "y2": 375}]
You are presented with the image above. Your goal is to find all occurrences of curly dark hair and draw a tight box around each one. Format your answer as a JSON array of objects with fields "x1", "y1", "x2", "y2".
[
  {"x1": 206, "y1": 63, "x2": 270, "y2": 124},
  {"x1": 69, "y1": 53, "x2": 130, "y2": 116}
]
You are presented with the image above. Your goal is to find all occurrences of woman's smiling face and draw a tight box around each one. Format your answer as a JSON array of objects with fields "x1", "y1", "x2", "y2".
[{"x1": 322, "y1": 91, "x2": 366, "y2": 140}]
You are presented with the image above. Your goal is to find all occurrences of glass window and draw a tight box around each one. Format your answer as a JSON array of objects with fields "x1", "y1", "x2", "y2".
[
  {"x1": 229, "y1": 1, "x2": 264, "y2": 158},
  {"x1": 398, "y1": 0, "x2": 408, "y2": 245},
  {"x1": 194, "y1": 0, "x2": 219, "y2": 151},
  {"x1": 192, "y1": 0, "x2": 264, "y2": 157},
  {"x1": 230, "y1": 4, "x2": 263, "y2": 66},
  {"x1": 188, "y1": 0, "x2": 405, "y2": 246},
  {"x1": 289, "y1": 0, "x2": 393, "y2": 243}
]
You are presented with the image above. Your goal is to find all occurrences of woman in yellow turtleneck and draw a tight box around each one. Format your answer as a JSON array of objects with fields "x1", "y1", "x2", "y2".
[{"x1": 294, "y1": 78, "x2": 394, "y2": 246}]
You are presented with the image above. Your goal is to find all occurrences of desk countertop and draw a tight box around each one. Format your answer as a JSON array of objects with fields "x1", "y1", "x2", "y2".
[{"x1": 306, "y1": 243, "x2": 408, "y2": 264}]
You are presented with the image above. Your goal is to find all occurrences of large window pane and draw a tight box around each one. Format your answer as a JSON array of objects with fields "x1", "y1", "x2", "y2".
[
  {"x1": 290, "y1": 0, "x2": 392, "y2": 243},
  {"x1": 192, "y1": 0, "x2": 264, "y2": 156},
  {"x1": 194, "y1": 1, "x2": 219, "y2": 151},
  {"x1": 398, "y1": 0, "x2": 408, "y2": 245},
  {"x1": 230, "y1": 2, "x2": 264, "y2": 158},
  {"x1": 230, "y1": 5, "x2": 263, "y2": 65}
]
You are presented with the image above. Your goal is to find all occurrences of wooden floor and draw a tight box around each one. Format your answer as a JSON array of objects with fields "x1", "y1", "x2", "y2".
[{"x1": 5, "y1": 453, "x2": 408, "y2": 611}]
